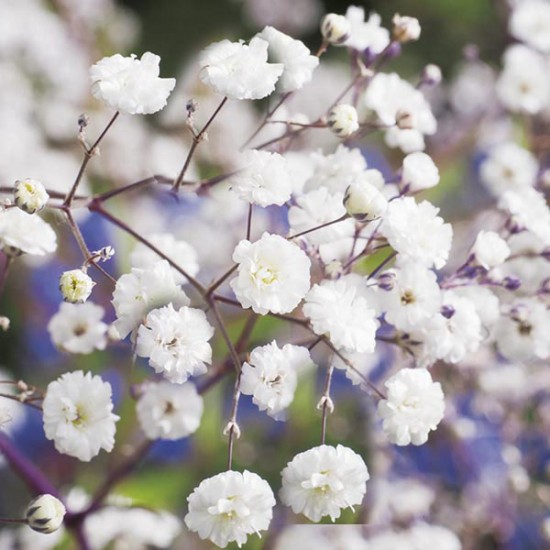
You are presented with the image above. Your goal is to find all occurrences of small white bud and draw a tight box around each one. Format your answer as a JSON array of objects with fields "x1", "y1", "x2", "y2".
[
  {"x1": 392, "y1": 14, "x2": 421, "y2": 43},
  {"x1": 59, "y1": 269, "x2": 95, "y2": 303},
  {"x1": 14, "y1": 179, "x2": 49, "y2": 214},
  {"x1": 421, "y1": 64, "x2": 442, "y2": 86},
  {"x1": 325, "y1": 260, "x2": 343, "y2": 279},
  {"x1": 0, "y1": 316, "x2": 10, "y2": 331},
  {"x1": 327, "y1": 104, "x2": 359, "y2": 138},
  {"x1": 25, "y1": 494, "x2": 66, "y2": 534},
  {"x1": 316, "y1": 395, "x2": 335, "y2": 413},
  {"x1": 321, "y1": 13, "x2": 351, "y2": 46},
  {"x1": 223, "y1": 421, "x2": 241, "y2": 439},
  {"x1": 344, "y1": 176, "x2": 388, "y2": 221}
]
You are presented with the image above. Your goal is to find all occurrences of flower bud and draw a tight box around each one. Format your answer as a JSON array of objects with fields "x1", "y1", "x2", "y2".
[
  {"x1": 327, "y1": 104, "x2": 359, "y2": 138},
  {"x1": 321, "y1": 14, "x2": 351, "y2": 46},
  {"x1": 421, "y1": 64, "x2": 442, "y2": 87},
  {"x1": 392, "y1": 14, "x2": 421, "y2": 43},
  {"x1": 441, "y1": 304, "x2": 455, "y2": 319},
  {"x1": 377, "y1": 272, "x2": 396, "y2": 291},
  {"x1": 25, "y1": 494, "x2": 66, "y2": 534},
  {"x1": 14, "y1": 179, "x2": 49, "y2": 214},
  {"x1": 344, "y1": 176, "x2": 388, "y2": 222},
  {"x1": 59, "y1": 269, "x2": 95, "y2": 303},
  {"x1": 502, "y1": 276, "x2": 521, "y2": 291}
]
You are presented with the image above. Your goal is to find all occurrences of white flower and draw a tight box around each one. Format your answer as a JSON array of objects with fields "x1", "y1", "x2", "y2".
[
  {"x1": 472, "y1": 231, "x2": 510, "y2": 269},
  {"x1": 303, "y1": 276, "x2": 379, "y2": 353},
  {"x1": 343, "y1": 171, "x2": 387, "y2": 221},
  {"x1": 345, "y1": 7, "x2": 390, "y2": 54},
  {"x1": 499, "y1": 187, "x2": 550, "y2": 245},
  {"x1": 402, "y1": 152, "x2": 440, "y2": 192},
  {"x1": 137, "y1": 381, "x2": 203, "y2": 440},
  {"x1": 240, "y1": 342, "x2": 311, "y2": 418},
  {"x1": 185, "y1": 470, "x2": 275, "y2": 548},
  {"x1": 0, "y1": 208, "x2": 57, "y2": 256},
  {"x1": 381, "y1": 197, "x2": 453, "y2": 269},
  {"x1": 59, "y1": 269, "x2": 95, "y2": 303},
  {"x1": 509, "y1": 0, "x2": 550, "y2": 53},
  {"x1": 280, "y1": 444, "x2": 369, "y2": 522},
  {"x1": 25, "y1": 495, "x2": 66, "y2": 534},
  {"x1": 230, "y1": 233, "x2": 311, "y2": 315},
  {"x1": 42, "y1": 371, "x2": 119, "y2": 462},
  {"x1": 495, "y1": 299, "x2": 550, "y2": 361},
  {"x1": 378, "y1": 368, "x2": 444, "y2": 446},
  {"x1": 320, "y1": 14, "x2": 351, "y2": 45},
  {"x1": 379, "y1": 263, "x2": 441, "y2": 332},
  {"x1": 84, "y1": 506, "x2": 181, "y2": 550},
  {"x1": 496, "y1": 45, "x2": 550, "y2": 114},
  {"x1": 288, "y1": 187, "x2": 355, "y2": 245},
  {"x1": 47, "y1": 302, "x2": 107, "y2": 354},
  {"x1": 112, "y1": 260, "x2": 190, "y2": 339},
  {"x1": 14, "y1": 178, "x2": 49, "y2": 213},
  {"x1": 364, "y1": 73, "x2": 437, "y2": 153},
  {"x1": 90, "y1": 52, "x2": 175, "y2": 115},
  {"x1": 392, "y1": 14, "x2": 421, "y2": 43},
  {"x1": 435, "y1": 291, "x2": 483, "y2": 364},
  {"x1": 230, "y1": 150, "x2": 293, "y2": 207},
  {"x1": 480, "y1": 142, "x2": 538, "y2": 196},
  {"x1": 136, "y1": 304, "x2": 214, "y2": 383},
  {"x1": 327, "y1": 104, "x2": 359, "y2": 138},
  {"x1": 199, "y1": 37, "x2": 284, "y2": 100},
  {"x1": 257, "y1": 26, "x2": 318, "y2": 93},
  {"x1": 130, "y1": 233, "x2": 199, "y2": 284},
  {"x1": 422, "y1": 64, "x2": 443, "y2": 86},
  {"x1": 304, "y1": 145, "x2": 367, "y2": 194}
]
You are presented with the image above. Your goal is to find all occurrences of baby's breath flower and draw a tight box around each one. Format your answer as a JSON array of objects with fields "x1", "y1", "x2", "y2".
[
  {"x1": 185, "y1": 470, "x2": 275, "y2": 548},
  {"x1": 392, "y1": 14, "x2": 421, "y2": 43},
  {"x1": 90, "y1": 52, "x2": 175, "y2": 115},
  {"x1": 42, "y1": 371, "x2": 119, "y2": 462},
  {"x1": 280, "y1": 444, "x2": 370, "y2": 522},
  {"x1": 14, "y1": 178, "x2": 49, "y2": 214}
]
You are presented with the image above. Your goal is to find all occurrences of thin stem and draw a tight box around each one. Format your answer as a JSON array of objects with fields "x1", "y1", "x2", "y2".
[
  {"x1": 207, "y1": 297, "x2": 241, "y2": 373},
  {"x1": 65, "y1": 210, "x2": 116, "y2": 285},
  {"x1": 0, "y1": 254, "x2": 13, "y2": 296},
  {"x1": 367, "y1": 251, "x2": 397, "y2": 280},
  {"x1": 90, "y1": 202, "x2": 205, "y2": 295},
  {"x1": 320, "y1": 365, "x2": 334, "y2": 445},
  {"x1": 246, "y1": 204, "x2": 253, "y2": 240},
  {"x1": 0, "y1": 518, "x2": 27, "y2": 525},
  {"x1": 84, "y1": 439, "x2": 153, "y2": 515},
  {"x1": 321, "y1": 337, "x2": 386, "y2": 400},
  {"x1": 0, "y1": 393, "x2": 42, "y2": 411},
  {"x1": 95, "y1": 175, "x2": 172, "y2": 203},
  {"x1": 172, "y1": 97, "x2": 228, "y2": 193},
  {"x1": 206, "y1": 265, "x2": 238, "y2": 297},
  {"x1": 226, "y1": 372, "x2": 242, "y2": 470},
  {"x1": 287, "y1": 215, "x2": 349, "y2": 241},
  {"x1": 64, "y1": 112, "x2": 120, "y2": 207},
  {"x1": 0, "y1": 432, "x2": 61, "y2": 497}
]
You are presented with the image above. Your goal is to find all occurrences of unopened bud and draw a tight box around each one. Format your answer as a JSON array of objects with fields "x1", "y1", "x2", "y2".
[
  {"x1": 25, "y1": 494, "x2": 66, "y2": 534},
  {"x1": 377, "y1": 272, "x2": 396, "y2": 291},
  {"x1": 59, "y1": 269, "x2": 95, "y2": 303},
  {"x1": 327, "y1": 104, "x2": 359, "y2": 138},
  {"x1": 325, "y1": 260, "x2": 343, "y2": 279},
  {"x1": 502, "y1": 276, "x2": 521, "y2": 291},
  {"x1": 321, "y1": 14, "x2": 351, "y2": 46},
  {"x1": 344, "y1": 175, "x2": 388, "y2": 221},
  {"x1": 441, "y1": 304, "x2": 455, "y2": 319},
  {"x1": 396, "y1": 109, "x2": 415, "y2": 130},
  {"x1": 14, "y1": 179, "x2": 49, "y2": 214},
  {"x1": 421, "y1": 64, "x2": 442, "y2": 86},
  {"x1": 392, "y1": 14, "x2": 421, "y2": 43},
  {"x1": 0, "y1": 316, "x2": 10, "y2": 331}
]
